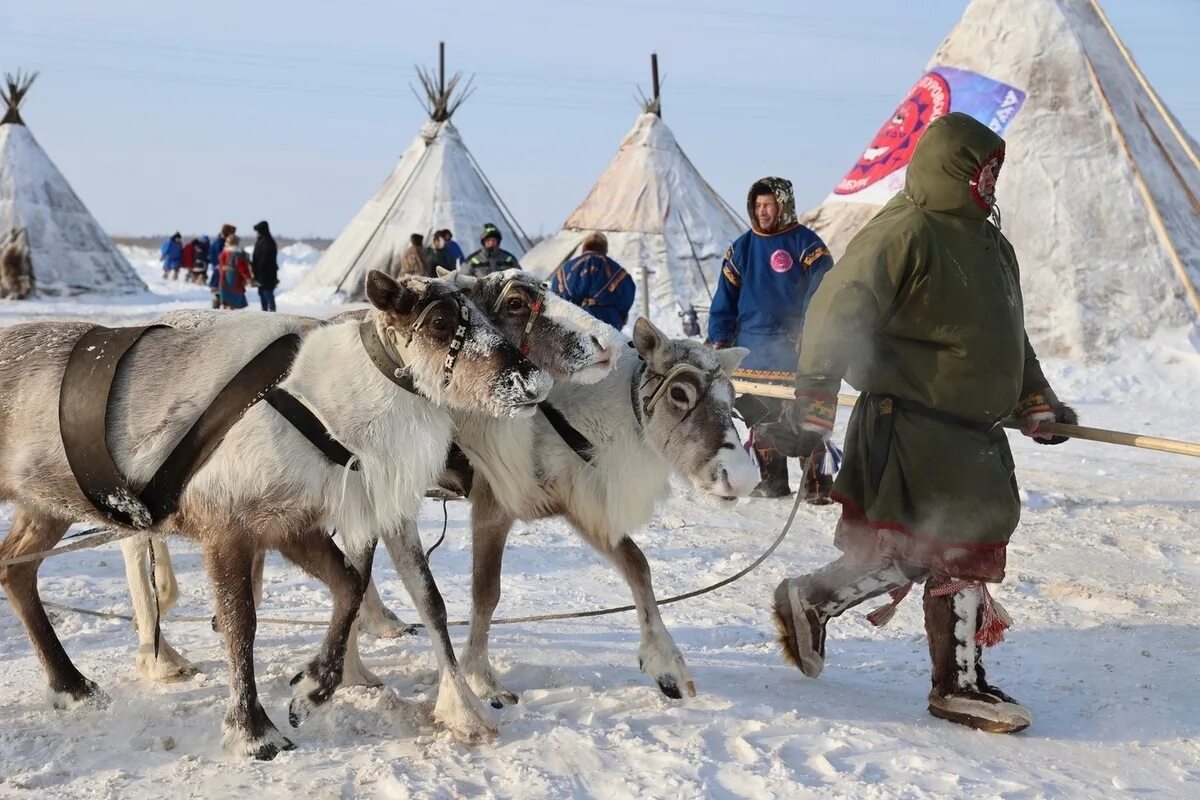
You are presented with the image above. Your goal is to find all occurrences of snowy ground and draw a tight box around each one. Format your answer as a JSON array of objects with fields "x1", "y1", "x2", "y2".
[{"x1": 0, "y1": 255, "x2": 1197, "y2": 798}]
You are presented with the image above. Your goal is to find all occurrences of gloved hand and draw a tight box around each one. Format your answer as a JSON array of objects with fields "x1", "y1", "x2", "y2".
[
  {"x1": 1016, "y1": 386, "x2": 1078, "y2": 445},
  {"x1": 775, "y1": 390, "x2": 837, "y2": 458}
]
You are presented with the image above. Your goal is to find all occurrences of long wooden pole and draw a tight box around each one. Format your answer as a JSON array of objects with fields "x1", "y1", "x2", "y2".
[
  {"x1": 730, "y1": 379, "x2": 1200, "y2": 459},
  {"x1": 651, "y1": 53, "x2": 661, "y2": 118}
]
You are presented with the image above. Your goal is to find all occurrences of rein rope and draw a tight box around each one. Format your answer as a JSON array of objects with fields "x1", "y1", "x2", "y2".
[{"x1": 8, "y1": 490, "x2": 804, "y2": 630}]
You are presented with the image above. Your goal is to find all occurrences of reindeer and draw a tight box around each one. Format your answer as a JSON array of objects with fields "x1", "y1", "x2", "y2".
[
  {"x1": 0, "y1": 227, "x2": 35, "y2": 300},
  {"x1": 0, "y1": 272, "x2": 557, "y2": 759},
  {"x1": 115, "y1": 273, "x2": 620, "y2": 688},
  {"x1": 436, "y1": 270, "x2": 760, "y2": 705}
]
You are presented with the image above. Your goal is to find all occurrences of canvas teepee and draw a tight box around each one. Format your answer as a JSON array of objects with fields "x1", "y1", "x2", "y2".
[
  {"x1": 295, "y1": 44, "x2": 529, "y2": 301},
  {"x1": 520, "y1": 56, "x2": 742, "y2": 335},
  {"x1": 800, "y1": 0, "x2": 1200, "y2": 360},
  {"x1": 0, "y1": 70, "x2": 145, "y2": 295}
]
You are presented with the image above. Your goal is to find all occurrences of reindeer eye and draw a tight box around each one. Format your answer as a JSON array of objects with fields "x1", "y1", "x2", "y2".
[
  {"x1": 505, "y1": 296, "x2": 527, "y2": 313},
  {"x1": 669, "y1": 385, "x2": 690, "y2": 405},
  {"x1": 426, "y1": 313, "x2": 455, "y2": 338}
]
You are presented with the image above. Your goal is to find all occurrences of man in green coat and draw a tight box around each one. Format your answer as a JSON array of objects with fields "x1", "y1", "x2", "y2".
[{"x1": 771, "y1": 112, "x2": 1077, "y2": 734}]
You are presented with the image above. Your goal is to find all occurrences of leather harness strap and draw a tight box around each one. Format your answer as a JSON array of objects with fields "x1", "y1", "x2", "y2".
[
  {"x1": 61, "y1": 327, "x2": 304, "y2": 527},
  {"x1": 140, "y1": 334, "x2": 303, "y2": 521},
  {"x1": 538, "y1": 401, "x2": 594, "y2": 463},
  {"x1": 265, "y1": 387, "x2": 361, "y2": 470},
  {"x1": 358, "y1": 319, "x2": 420, "y2": 394},
  {"x1": 60, "y1": 324, "x2": 169, "y2": 529}
]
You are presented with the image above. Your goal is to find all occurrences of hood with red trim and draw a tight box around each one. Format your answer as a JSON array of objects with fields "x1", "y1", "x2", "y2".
[{"x1": 904, "y1": 112, "x2": 1005, "y2": 220}]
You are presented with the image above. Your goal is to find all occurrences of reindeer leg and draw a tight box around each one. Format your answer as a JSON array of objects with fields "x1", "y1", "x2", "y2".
[
  {"x1": 344, "y1": 531, "x2": 414, "y2": 639},
  {"x1": 119, "y1": 536, "x2": 197, "y2": 683},
  {"x1": 337, "y1": 538, "x2": 387, "y2": 688},
  {"x1": 279, "y1": 532, "x2": 370, "y2": 727},
  {"x1": 0, "y1": 506, "x2": 106, "y2": 709},
  {"x1": 381, "y1": 518, "x2": 496, "y2": 744},
  {"x1": 460, "y1": 483, "x2": 518, "y2": 707},
  {"x1": 151, "y1": 538, "x2": 179, "y2": 613},
  {"x1": 605, "y1": 535, "x2": 693, "y2": 700},
  {"x1": 203, "y1": 535, "x2": 293, "y2": 760}
]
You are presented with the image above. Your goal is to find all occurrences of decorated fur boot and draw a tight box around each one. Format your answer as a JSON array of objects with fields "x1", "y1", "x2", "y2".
[
  {"x1": 751, "y1": 442, "x2": 791, "y2": 498},
  {"x1": 773, "y1": 558, "x2": 916, "y2": 678},
  {"x1": 801, "y1": 453, "x2": 833, "y2": 506},
  {"x1": 923, "y1": 580, "x2": 1031, "y2": 733}
]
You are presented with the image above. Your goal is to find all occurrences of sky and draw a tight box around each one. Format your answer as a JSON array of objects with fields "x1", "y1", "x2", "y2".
[{"x1": 4, "y1": 0, "x2": 1199, "y2": 240}]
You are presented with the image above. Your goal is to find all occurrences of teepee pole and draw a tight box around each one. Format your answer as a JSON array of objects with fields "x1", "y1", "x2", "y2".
[
  {"x1": 651, "y1": 53, "x2": 662, "y2": 118},
  {"x1": 438, "y1": 41, "x2": 445, "y2": 100},
  {"x1": 729, "y1": 380, "x2": 1200, "y2": 459},
  {"x1": 1082, "y1": 54, "x2": 1200, "y2": 315},
  {"x1": 1088, "y1": 0, "x2": 1200, "y2": 172}
]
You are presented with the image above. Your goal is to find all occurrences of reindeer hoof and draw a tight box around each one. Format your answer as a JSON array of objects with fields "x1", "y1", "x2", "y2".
[
  {"x1": 252, "y1": 736, "x2": 296, "y2": 761},
  {"x1": 639, "y1": 644, "x2": 693, "y2": 702},
  {"x1": 49, "y1": 679, "x2": 108, "y2": 710},
  {"x1": 487, "y1": 690, "x2": 519, "y2": 709}
]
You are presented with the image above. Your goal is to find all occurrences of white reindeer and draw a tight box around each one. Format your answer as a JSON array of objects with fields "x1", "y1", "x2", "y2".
[
  {"x1": 111, "y1": 271, "x2": 620, "y2": 691},
  {"x1": 0, "y1": 272, "x2": 556, "y2": 759}
]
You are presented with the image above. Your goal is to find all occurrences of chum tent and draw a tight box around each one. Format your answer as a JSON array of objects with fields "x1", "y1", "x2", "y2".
[
  {"x1": 0, "y1": 70, "x2": 145, "y2": 295},
  {"x1": 294, "y1": 44, "x2": 529, "y2": 302},
  {"x1": 799, "y1": 0, "x2": 1200, "y2": 360},
  {"x1": 520, "y1": 56, "x2": 742, "y2": 335}
]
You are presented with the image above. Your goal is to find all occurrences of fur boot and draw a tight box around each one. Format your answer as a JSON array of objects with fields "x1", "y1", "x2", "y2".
[
  {"x1": 801, "y1": 452, "x2": 832, "y2": 506},
  {"x1": 924, "y1": 582, "x2": 1031, "y2": 733},
  {"x1": 773, "y1": 558, "x2": 918, "y2": 677},
  {"x1": 750, "y1": 440, "x2": 790, "y2": 498}
]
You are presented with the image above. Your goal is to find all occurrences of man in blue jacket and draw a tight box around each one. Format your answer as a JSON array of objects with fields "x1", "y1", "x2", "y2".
[
  {"x1": 707, "y1": 176, "x2": 835, "y2": 500},
  {"x1": 549, "y1": 232, "x2": 635, "y2": 330},
  {"x1": 160, "y1": 232, "x2": 183, "y2": 280}
]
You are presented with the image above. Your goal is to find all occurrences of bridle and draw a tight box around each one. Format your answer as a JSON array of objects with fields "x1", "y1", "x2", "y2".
[
  {"x1": 370, "y1": 290, "x2": 472, "y2": 390},
  {"x1": 633, "y1": 358, "x2": 729, "y2": 438},
  {"x1": 492, "y1": 277, "x2": 547, "y2": 357}
]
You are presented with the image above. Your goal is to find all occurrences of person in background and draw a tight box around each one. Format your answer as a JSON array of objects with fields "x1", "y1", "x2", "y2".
[
  {"x1": 707, "y1": 176, "x2": 835, "y2": 501},
  {"x1": 251, "y1": 220, "x2": 279, "y2": 312},
  {"x1": 463, "y1": 223, "x2": 520, "y2": 277},
  {"x1": 160, "y1": 232, "x2": 183, "y2": 280},
  {"x1": 398, "y1": 233, "x2": 435, "y2": 277},
  {"x1": 215, "y1": 234, "x2": 253, "y2": 310},
  {"x1": 209, "y1": 224, "x2": 235, "y2": 308},
  {"x1": 191, "y1": 235, "x2": 211, "y2": 284},
  {"x1": 430, "y1": 231, "x2": 456, "y2": 274},
  {"x1": 549, "y1": 232, "x2": 635, "y2": 330},
  {"x1": 440, "y1": 229, "x2": 465, "y2": 267}
]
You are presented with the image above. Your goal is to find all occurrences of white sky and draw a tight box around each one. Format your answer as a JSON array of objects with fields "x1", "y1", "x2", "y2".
[{"x1": 4, "y1": 0, "x2": 1198, "y2": 239}]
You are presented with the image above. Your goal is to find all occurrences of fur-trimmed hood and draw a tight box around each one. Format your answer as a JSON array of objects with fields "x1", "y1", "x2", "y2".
[{"x1": 746, "y1": 176, "x2": 798, "y2": 234}]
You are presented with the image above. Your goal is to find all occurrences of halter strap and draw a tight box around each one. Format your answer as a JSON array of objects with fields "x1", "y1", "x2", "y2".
[
  {"x1": 493, "y1": 278, "x2": 547, "y2": 357},
  {"x1": 359, "y1": 320, "x2": 420, "y2": 395}
]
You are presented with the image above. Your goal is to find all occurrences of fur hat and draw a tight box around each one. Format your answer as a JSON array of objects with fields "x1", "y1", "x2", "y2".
[
  {"x1": 219, "y1": 224, "x2": 237, "y2": 238},
  {"x1": 581, "y1": 231, "x2": 608, "y2": 256}
]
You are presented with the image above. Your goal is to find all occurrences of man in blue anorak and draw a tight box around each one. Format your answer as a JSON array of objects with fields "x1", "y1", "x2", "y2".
[
  {"x1": 549, "y1": 232, "x2": 635, "y2": 330},
  {"x1": 708, "y1": 176, "x2": 835, "y2": 500}
]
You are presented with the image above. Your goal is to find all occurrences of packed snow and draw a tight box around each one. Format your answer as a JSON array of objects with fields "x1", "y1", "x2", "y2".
[{"x1": 0, "y1": 250, "x2": 1197, "y2": 798}]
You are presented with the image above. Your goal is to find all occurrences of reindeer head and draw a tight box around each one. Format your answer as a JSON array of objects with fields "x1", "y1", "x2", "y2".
[
  {"x1": 365, "y1": 270, "x2": 551, "y2": 418},
  {"x1": 631, "y1": 318, "x2": 759, "y2": 499},
  {"x1": 438, "y1": 267, "x2": 618, "y2": 384}
]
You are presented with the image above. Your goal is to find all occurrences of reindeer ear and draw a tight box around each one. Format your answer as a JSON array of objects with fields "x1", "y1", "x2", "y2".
[
  {"x1": 366, "y1": 270, "x2": 421, "y2": 317},
  {"x1": 714, "y1": 346, "x2": 750, "y2": 374},
  {"x1": 632, "y1": 317, "x2": 668, "y2": 361},
  {"x1": 435, "y1": 266, "x2": 454, "y2": 278}
]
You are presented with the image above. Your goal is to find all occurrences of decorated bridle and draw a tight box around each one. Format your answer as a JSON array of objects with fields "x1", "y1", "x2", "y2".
[
  {"x1": 377, "y1": 290, "x2": 472, "y2": 389},
  {"x1": 633, "y1": 357, "x2": 729, "y2": 434},
  {"x1": 492, "y1": 277, "x2": 547, "y2": 358}
]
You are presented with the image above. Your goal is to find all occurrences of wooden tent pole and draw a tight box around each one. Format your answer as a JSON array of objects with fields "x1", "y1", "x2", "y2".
[
  {"x1": 729, "y1": 379, "x2": 1200, "y2": 459},
  {"x1": 438, "y1": 41, "x2": 445, "y2": 100},
  {"x1": 651, "y1": 53, "x2": 661, "y2": 118}
]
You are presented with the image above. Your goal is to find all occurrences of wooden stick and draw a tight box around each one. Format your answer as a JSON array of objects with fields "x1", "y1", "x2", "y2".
[{"x1": 730, "y1": 379, "x2": 1200, "y2": 459}]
